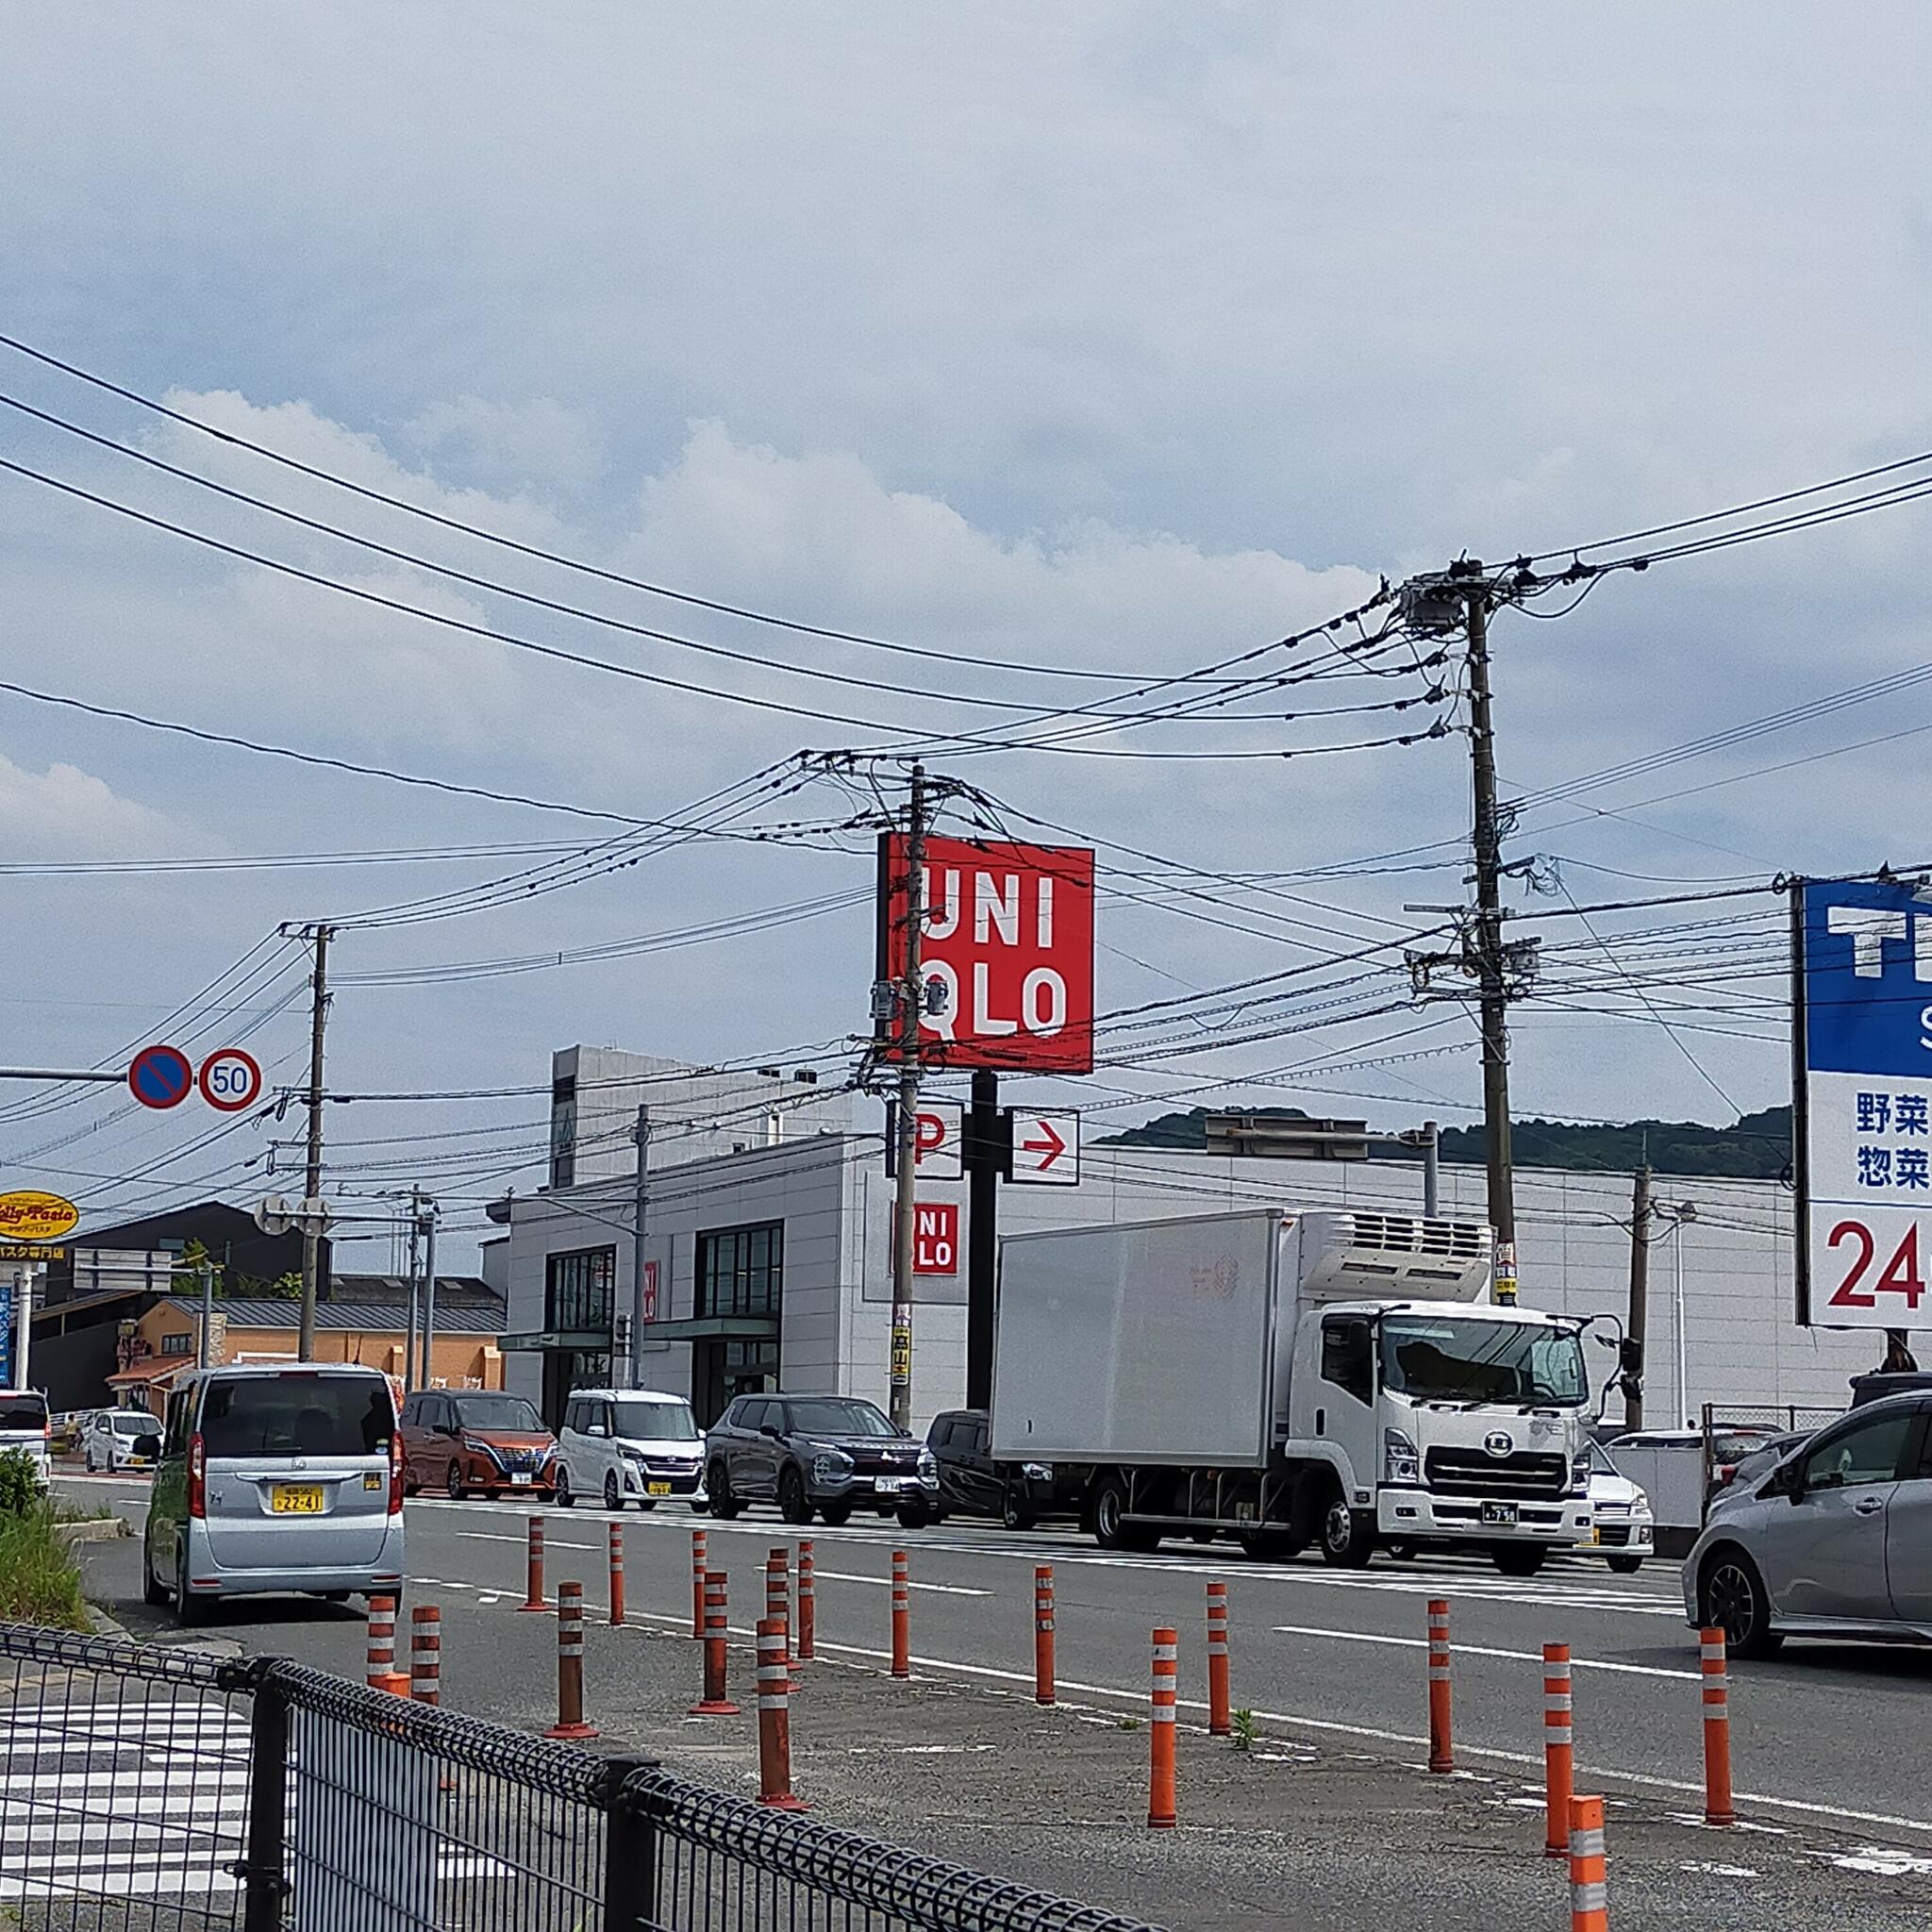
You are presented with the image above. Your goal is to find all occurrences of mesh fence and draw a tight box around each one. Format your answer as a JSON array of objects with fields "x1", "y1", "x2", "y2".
[{"x1": 0, "y1": 1626, "x2": 1160, "y2": 1932}]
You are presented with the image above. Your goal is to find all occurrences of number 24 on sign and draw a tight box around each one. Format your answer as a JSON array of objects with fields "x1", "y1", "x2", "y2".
[{"x1": 1828, "y1": 1219, "x2": 1927, "y2": 1309}]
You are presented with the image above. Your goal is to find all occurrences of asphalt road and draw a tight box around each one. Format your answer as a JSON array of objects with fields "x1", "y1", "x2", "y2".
[{"x1": 57, "y1": 1470, "x2": 1932, "y2": 1848}]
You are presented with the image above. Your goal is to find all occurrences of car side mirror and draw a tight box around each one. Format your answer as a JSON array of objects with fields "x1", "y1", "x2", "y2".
[
  {"x1": 586, "y1": 1423, "x2": 608, "y2": 1439},
  {"x1": 759, "y1": 1423, "x2": 783, "y2": 1439}
]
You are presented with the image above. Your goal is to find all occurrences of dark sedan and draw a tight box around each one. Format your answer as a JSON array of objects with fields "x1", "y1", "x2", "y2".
[{"x1": 704, "y1": 1393, "x2": 938, "y2": 1526}]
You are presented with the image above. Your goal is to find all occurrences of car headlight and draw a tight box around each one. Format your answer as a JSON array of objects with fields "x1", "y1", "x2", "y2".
[
  {"x1": 1382, "y1": 1428, "x2": 1420, "y2": 1485},
  {"x1": 812, "y1": 1451, "x2": 852, "y2": 1484},
  {"x1": 620, "y1": 1446, "x2": 647, "y2": 1466},
  {"x1": 917, "y1": 1446, "x2": 937, "y2": 1476},
  {"x1": 1022, "y1": 1461, "x2": 1053, "y2": 1481}
]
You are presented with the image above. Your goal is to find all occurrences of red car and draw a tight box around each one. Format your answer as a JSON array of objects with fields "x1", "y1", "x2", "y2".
[{"x1": 399, "y1": 1389, "x2": 558, "y2": 1500}]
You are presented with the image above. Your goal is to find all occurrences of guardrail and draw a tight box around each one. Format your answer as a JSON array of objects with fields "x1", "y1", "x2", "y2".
[{"x1": 0, "y1": 1623, "x2": 1161, "y2": 1932}]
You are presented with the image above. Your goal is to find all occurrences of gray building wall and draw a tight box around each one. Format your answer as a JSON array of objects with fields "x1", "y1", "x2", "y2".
[{"x1": 505, "y1": 1124, "x2": 1880, "y2": 1435}]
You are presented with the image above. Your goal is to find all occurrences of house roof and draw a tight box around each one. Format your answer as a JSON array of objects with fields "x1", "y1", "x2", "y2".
[{"x1": 157, "y1": 1295, "x2": 506, "y2": 1334}]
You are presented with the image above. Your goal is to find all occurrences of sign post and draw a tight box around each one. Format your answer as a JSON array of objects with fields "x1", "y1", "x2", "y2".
[{"x1": 1793, "y1": 876, "x2": 1932, "y2": 1341}]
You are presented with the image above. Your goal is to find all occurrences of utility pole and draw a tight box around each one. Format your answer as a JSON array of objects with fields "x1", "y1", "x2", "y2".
[
  {"x1": 964, "y1": 1068, "x2": 1000, "y2": 1409},
  {"x1": 418, "y1": 1199, "x2": 439, "y2": 1390},
  {"x1": 405, "y1": 1186, "x2": 423, "y2": 1391},
  {"x1": 1626, "y1": 1161, "x2": 1652, "y2": 1432},
  {"x1": 196, "y1": 1249, "x2": 216, "y2": 1370},
  {"x1": 1461, "y1": 573, "x2": 1518, "y2": 1300},
  {"x1": 297, "y1": 923, "x2": 334, "y2": 1361},
  {"x1": 888, "y1": 764, "x2": 929, "y2": 1434},
  {"x1": 628, "y1": 1104, "x2": 651, "y2": 1392},
  {"x1": 1419, "y1": 1120, "x2": 1440, "y2": 1220}
]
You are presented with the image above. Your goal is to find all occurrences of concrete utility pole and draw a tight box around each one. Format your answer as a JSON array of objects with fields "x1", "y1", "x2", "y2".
[
  {"x1": 405, "y1": 1186, "x2": 423, "y2": 1390},
  {"x1": 964, "y1": 1068, "x2": 1000, "y2": 1409},
  {"x1": 196, "y1": 1249, "x2": 216, "y2": 1370},
  {"x1": 1462, "y1": 575, "x2": 1518, "y2": 1300},
  {"x1": 888, "y1": 764, "x2": 929, "y2": 1433},
  {"x1": 418, "y1": 1200, "x2": 439, "y2": 1389},
  {"x1": 1625, "y1": 1162, "x2": 1652, "y2": 1432},
  {"x1": 297, "y1": 923, "x2": 334, "y2": 1361},
  {"x1": 1420, "y1": 1120, "x2": 1441, "y2": 1220},
  {"x1": 9, "y1": 1263, "x2": 36, "y2": 1391},
  {"x1": 628, "y1": 1103, "x2": 651, "y2": 1391}
]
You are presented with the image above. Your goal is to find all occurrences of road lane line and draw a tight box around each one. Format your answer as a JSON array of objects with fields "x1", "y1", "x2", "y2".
[
  {"x1": 1268, "y1": 1624, "x2": 1700, "y2": 1681},
  {"x1": 812, "y1": 1570, "x2": 990, "y2": 1597}
]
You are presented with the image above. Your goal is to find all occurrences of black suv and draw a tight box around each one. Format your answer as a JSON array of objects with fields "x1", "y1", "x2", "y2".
[
  {"x1": 704, "y1": 1394, "x2": 938, "y2": 1526},
  {"x1": 924, "y1": 1408, "x2": 1083, "y2": 1530}
]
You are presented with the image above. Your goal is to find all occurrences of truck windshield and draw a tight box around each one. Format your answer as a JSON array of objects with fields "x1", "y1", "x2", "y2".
[{"x1": 1380, "y1": 1317, "x2": 1586, "y2": 1407}]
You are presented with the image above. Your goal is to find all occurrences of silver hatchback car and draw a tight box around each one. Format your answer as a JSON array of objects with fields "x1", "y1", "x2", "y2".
[
  {"x1": 142, "y1": 1364, "x2": 405, "y2": 1624},
  {"x1": 1684, "y1": 1391, "x2": 1932, "y2": 1657}
]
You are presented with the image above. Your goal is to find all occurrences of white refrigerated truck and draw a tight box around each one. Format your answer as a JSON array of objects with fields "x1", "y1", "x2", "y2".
[{"x1": 990, "y1": 1207, "x2": 1599, "y2": 1574}]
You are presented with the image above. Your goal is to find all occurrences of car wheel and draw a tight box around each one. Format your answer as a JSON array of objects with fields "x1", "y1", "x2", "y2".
[
  {"x1": 1318, "y1": 1490, "x2": 1375, "y2": 1567},
  {"x1": 1491, "y1": 1542, "x2": 1548, "y2": 1578},
  {"x1": 84, "y1": 1446, "x2": 95, "y2": 1473},
  {"x1": 894, "y1": 1502, "x2": 931, "y2": 1530},
  {"x1": 707, "y1": 1459, "x2": 742, "y2": 1519},
  {"x1": 1606, "y1": 1555, "x2": 1644, "y2": 1575},
  {"x1": 446, "y1": 1460, "x2": 466, "y2": 1502},
  {"x1": 142, "y1": 1530, "x2": 169, "y2": 1607},
  {"x1": 1701, "y1": 1547, "x2": 1783, "y2": 1658},
  {"x1": 818, "y1": 1501, "x2": 854, "y2": 1527},
  {"x1": 1001, "y1": 1478, "x2": 1036, "y2": 1533},
  {"x1": 554, "y1": 1465, "x2": 575, "y2": 1507},
  {"x1": 777, "y1": 1467, "x2": 815, "y2": 1526},
  {"x1": 604, "y1": 1472, "x2": 623, "y2": 1513},
  {"x1": 175, "y1": 1544, "x2": 208, "y2": 1628}
]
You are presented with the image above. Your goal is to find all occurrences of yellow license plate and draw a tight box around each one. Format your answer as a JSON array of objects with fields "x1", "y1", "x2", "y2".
[
  {"x1": 1590, "y1": 1526, "x2": 1602, "y2": 1545},
  {"x1": 646, "y1": 1481, "x2": 672, "y2": 1497},
  {"x1": 272, "y1": 1485, "x2": 325, "y2": 1514}
]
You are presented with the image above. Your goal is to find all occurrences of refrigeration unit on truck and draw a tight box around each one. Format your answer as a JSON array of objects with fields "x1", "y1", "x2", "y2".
[{"x1": 990, "y1": 1208, "x2": 1600, "y2": 1575}]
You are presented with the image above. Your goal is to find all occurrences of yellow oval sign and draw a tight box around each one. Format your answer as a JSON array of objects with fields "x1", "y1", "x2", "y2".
[{"x1": 0, "y1": 1190, "x2": 80, "y2": 1242}]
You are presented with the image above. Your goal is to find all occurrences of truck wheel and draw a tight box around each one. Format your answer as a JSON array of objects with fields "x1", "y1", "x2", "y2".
[
  {"x1": 1318, "y1": 1493, "x2": 1376, "y2": 1567},
  {"x1": 1091, "y1": 1475, "x2": 1133, "y2": 1550},
  {"x1": 1001, "y1": 1477, "x2": 1036, "y2": 1533},
  {"x1": 1605, "y1": 1555, "x2": 1644, "y2": 1575},
  {"x1": 1239, "y1": 1528, "x2": 1306, "y2": 1562},
  {"x1": 1491, "y1": 1542, "x2": 1548, "y2": 1577}
]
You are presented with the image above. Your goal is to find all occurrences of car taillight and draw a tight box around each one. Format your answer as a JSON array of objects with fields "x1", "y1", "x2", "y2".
[
  {"x1": 1719, "y1": 1466, "x2": 1738, "y2": 1485},
  {"x1": 188, "y1": 1433, "x2": 207, "y2": 1519},
  {"x1": 389, "y1": 1433, "x2": 404, "y2": 1515}
]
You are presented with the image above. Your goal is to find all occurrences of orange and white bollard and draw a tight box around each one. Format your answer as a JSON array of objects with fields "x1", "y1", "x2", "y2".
[
  {"x1": 1206, "y1": 1581, "x2": 1231, "y2": 1739},
  {"x1": 409, "y1": 1604, "x2": 441, "y2": 1707},
  {"x1": 1543, "y1": 1643, "x2": 1574, "y2": 1858},
  {"x1": 1567, "y1": 1793, "x2": 1608, "y2": 1931},
  {"x1": 1699, "y1": 1627, "x2": 1735, "y2": 1826},
  {"x1": 691, "y1": 1528, "x2": 708, "y2": 1640},
  {"x1": 518, "y1": 1515, "x2": 549, "y2": 1613},
  {"x1": 766, "y1": 1547, "x2": 791, "y2": 1679},
  {"x1": 1426, "y1": 1598, "x2": 1453, "y2": 1774},
  {"x1": 756, "y1": 1618, "x2": 809, "y2": 1812},
  {"x1": 1033, "y1": 1565, "x2": 1056, "y2": 1707},
  {"x1": 689, "y1": 1570, "x2": 741, "y2": 1716},
  {"x1": 366, "y1": 1594, "x2": 408, "y2": 1695},
  {"x1": 545, "y1": 1580, "x2": 598, "y2": 1740},
  {"x1": 797, "y1": 1540, "x2": 816, "y2": 1663},
  {"x1": 608, "y1": 1522, "x2": 625, "y2": 1628},
  {"x1": 1148, "y1": 1626, "x2": 1178, "y2": 1829},
  {"x1": 891, "y1": 1550, "x2": 911, "y2": 1679}
]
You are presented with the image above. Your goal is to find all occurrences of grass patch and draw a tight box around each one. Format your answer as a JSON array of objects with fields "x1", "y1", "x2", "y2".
[{"x1": 0, "y1": 1448, "x2": 90, "y2": 1630}]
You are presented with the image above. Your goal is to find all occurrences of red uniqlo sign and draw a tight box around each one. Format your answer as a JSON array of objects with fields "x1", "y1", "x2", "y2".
[
  {"x1": 913, "y1": 1203, "x2": 959, "y2": 1275},
  {"x1": 876, "y1": 834, "x2": 1095, "y2": 1073},
  {"x1": 640, "y1": 1259, "x2": 659, "y2": 1323}
]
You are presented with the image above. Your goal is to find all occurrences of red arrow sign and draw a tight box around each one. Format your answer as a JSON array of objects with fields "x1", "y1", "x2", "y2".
[{"x1": 1020, "y1": 1120, "x2": 1066, "y2": 1169}]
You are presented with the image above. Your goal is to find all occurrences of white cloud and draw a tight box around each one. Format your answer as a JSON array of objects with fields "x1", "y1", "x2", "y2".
[{"x1": 0, "y1": 754, "x2": 176, "y2": 859}]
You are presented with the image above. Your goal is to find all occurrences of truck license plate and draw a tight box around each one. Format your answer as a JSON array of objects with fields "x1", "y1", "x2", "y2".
[
  {"x1": 1479, "y1": 1501, "x2": 1518, "y2": 1526},
  {"x1": 271, "y1": 1485, "x2": 324, "y2": 1514}
]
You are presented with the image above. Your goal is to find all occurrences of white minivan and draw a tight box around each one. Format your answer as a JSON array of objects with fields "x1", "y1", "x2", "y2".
[
  {"x1": 555, "y1": 1388, "x2": 706, "y2": 1511},
  {"x1": 0, "y1": 1390, "x2": 51, "y2": 1491}
]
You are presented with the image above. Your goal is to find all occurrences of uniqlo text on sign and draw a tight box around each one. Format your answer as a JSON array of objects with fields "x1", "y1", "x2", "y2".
[
  {"x1": 911, "y1": 1202, "x2": 960, "y2": 1275},
  {"x1": 1795, "y1": 877, "x2": 1932, "y2": 1327},
  {"x1": 876, "y1": 835, "x2": 1095, "y2": 1073}
]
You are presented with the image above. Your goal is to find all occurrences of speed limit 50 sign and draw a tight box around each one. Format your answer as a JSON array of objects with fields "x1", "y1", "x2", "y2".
[{"x1": 197, "y1": 1047, "x2": 264, "y2": 1113}]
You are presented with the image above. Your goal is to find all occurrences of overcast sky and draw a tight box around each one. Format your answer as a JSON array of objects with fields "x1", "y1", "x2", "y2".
[{"x1": 1, "y1": 4, "x2": 1927, "y2": 1260}]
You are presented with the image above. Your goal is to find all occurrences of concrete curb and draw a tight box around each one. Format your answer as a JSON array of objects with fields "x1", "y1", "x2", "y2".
[{"x1": 57, "y1": 1514, "x2": 132, "y2": 1547}]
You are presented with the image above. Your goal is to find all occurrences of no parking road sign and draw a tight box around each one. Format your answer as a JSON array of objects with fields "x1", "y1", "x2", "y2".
[{"x1": 128, "y1": 1043, "x2": 193, "y2": 1110}]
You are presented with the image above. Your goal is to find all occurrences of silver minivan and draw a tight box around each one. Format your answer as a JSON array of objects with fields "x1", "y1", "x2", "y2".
[
  {"x1": 142, "y1": 1364, "x2": 405, "y2": 1624},
  {"x1": 555, "y1": 1388, "x2": 706, "y2": 1511}
]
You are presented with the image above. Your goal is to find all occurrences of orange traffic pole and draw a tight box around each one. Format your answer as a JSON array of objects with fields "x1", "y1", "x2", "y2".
[
  {"x1": 766, "y1": 1547, "x2": 791, "y2": 1681},
  {"x1": 691, "y1": 1528, "x2": 708, "y2": 1639},
  {"x1": 366, "y1": 1594, "x2": 397, "y2": 1690},
  {"x1": 518, "y1": 1514, "x2": 549, "y2": 1613},
  {"x1": 409, "y1": 1604, "x2": 441, "y2": 1707},
  {"x1": 1568, "y1": 1793, "x2": 1608, "y2": 1931},
  {"x1": 756, "y1": 1618, "x2": 809, "y2": 1811},
  {"x1": 1148, "y1": 1626, "x2": 1178, "y2": 1829},
  {"x1": 689, "y1": 1570, "x2": 741, "y2": 1716},
  {"x1": 1033, "y1": 1565, "x2": 1056, "y2": 1707},
  {"x1": 891, "y1": 1550, "x2": 911, "y2": 1679},
  {"x1": 1206, "y1": 1581, "x2": 1231, "y2": 1739},
  {"x1": 1699, "y1": 1627, "x2": 1736, "y2": 1825},
  {"x1": 1543, "y1": 1643, "x2": 1574, "y2": 1857},
  {"x1": 545, "y1": 1580, "x2": 598, "y2": 1740},
  {"x1": 1426, "y1": 1598, "x2": 1453, "y2": 1774},
  {"x1": 608, "y1": 1522, "x2": 625, "y2": 1628},
  {"x1": 797, "y1": 1540, "x2": 816, "y2": 1663}
]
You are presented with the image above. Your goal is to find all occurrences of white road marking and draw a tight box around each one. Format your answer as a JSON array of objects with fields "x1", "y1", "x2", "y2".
[
  {"x1": 809, "y1": 1570, "x2": 991, "y2": 1598},
  {"x1": 1267, "y1": 1624, "x2": 1700, "y2": 1682}
]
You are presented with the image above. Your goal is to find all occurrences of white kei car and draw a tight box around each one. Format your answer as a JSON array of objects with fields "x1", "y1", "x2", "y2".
[
  {"x1": 1577, "y1": 1451, "x2": 1654, "y2": 1574},
  {"x1": 554, "y1": 1389, "x2": 707, "y2": 1512},
  {"x1": 82, "y1": 1407, "x2": 161, "y2": 1473}
]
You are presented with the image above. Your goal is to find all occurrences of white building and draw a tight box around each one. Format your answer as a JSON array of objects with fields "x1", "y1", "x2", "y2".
[{"x1": 497, "y1": 1047, "x2": 1886, "y2": 1431}]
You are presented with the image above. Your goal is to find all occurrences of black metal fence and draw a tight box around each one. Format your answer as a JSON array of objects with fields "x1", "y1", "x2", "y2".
[{"x1": 0, "y1": 1624, "x2": 1160, "y2": 1932}]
